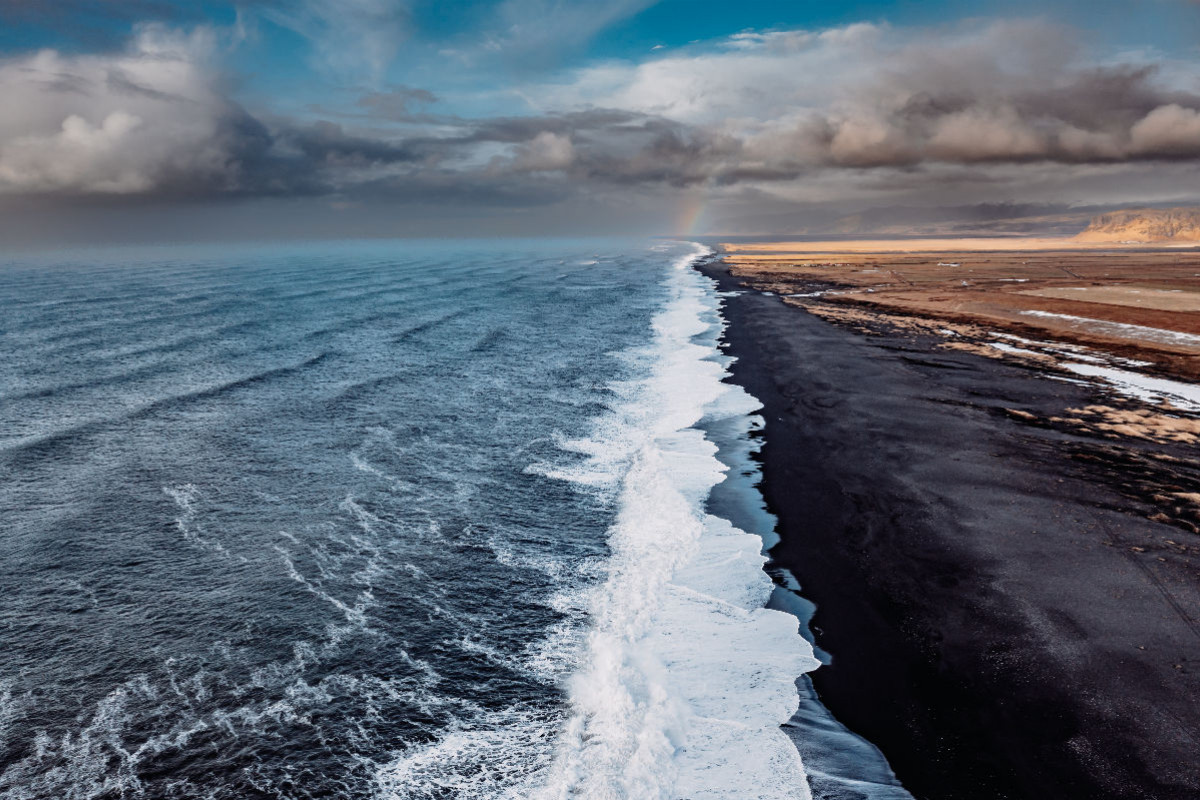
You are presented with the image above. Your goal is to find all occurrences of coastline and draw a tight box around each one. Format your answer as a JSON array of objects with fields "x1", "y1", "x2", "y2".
[
  {"x1": 700, "y1": 273, "x2": 914, "y2": 800},
  {"x1": 697, "y1": 255, "x2": 1200, "y2": 799},
  {"x1": 532, "y1": 243, "x2": 822, "y2": 798}
]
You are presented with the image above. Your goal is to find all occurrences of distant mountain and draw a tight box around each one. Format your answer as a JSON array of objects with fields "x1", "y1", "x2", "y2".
[
  {"x1": 710, "y1": 202, "x2": 1105, "y2": 237},
  {"x1": 1075, "y1": 207, "x2": 1200, "y2": 242}
]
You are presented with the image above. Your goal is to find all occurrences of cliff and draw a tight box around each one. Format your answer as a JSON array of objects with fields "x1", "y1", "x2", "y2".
[{"x1": 1075, "y1": 207, "x2": 1200, "y2": 243}]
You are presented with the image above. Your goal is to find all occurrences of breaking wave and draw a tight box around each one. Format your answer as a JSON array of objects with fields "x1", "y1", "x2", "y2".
[{"x1": 530, "y1": 243, "x2": 820, "y2": 799}]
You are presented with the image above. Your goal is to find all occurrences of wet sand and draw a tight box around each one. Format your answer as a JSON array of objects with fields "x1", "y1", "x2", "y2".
[{"x1": 699, "y1": 256, "x2": 1200, "y2": 799}]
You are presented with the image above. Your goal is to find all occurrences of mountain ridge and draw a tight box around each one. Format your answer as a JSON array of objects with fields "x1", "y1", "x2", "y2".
[{"x1": 1076, "y1": 207, "x2": 1200, "y2": 242}]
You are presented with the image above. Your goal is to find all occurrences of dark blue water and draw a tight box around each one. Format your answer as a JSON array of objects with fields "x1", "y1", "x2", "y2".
[
  {"x1": 0, "y1": 240, "x2": 671, "y2": 799},
  {"x1": 0, "y1": 239, "x2": 914, "y2": 800}
]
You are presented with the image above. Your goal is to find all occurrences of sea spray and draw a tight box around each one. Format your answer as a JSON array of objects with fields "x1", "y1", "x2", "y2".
[{"x1": 535, "y1": 244, "x2": 821, "y2": 799}]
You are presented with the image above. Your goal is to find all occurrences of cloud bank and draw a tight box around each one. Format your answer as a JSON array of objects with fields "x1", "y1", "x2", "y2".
[{"x1": 3, "y1": 16, "x2": 1200, "y2": 224}]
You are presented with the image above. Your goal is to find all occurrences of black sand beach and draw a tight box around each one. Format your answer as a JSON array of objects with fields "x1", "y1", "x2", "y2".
[{"x1": 699, "y1": 257, "x2": 1200, "y2": 800}]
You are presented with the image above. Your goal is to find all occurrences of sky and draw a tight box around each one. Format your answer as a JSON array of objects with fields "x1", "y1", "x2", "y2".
[{"x1": 3, "y1": 0, "x2": 1200, "y2": 244}]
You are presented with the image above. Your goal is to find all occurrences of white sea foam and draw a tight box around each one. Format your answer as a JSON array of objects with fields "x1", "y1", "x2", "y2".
[
  {"x1": 162, "y1": 483, "x2": 239, "y2": 559},
  {"x1": 528, "y1": 243, "x2": 820, "y2": 799},
  {"x1": 368, "y1": 243, "x2": 821, "y2": 800}
]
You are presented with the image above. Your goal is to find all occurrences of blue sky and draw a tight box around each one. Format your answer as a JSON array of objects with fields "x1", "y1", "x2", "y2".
[
  {"x1": 1, "y1": 1, "x2": 1200, "y2": 242},
  {"x1": 7, "y1": 1, "x2": 1196, "y2": 114}
]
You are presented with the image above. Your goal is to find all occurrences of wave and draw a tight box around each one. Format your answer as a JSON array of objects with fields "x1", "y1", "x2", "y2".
[
  {"x1": 0, "y1": 352, "x2": 332, "y2": 465},
  {"x1": 391, "y1": 308, "x2": 476, "y2": 342},
  {"x1": 3, "y1": 320, "x2": 271, "y2": 403},
  {"x1": 469, "y1": 327, "x2": 508, "y2": 353},
  {"x1": 531, "y1": 243, "x2": 820, "y2": 799}
]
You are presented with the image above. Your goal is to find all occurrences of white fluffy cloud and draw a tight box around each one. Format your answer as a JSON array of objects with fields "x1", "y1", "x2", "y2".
[
  {"x1": 1129, "y1": 104, "x2": 1200, "y2": 155},
  {"x1": 0, "y1": 25, "x2": 245, "y2": 195},
  {"x1": 509, "y1": 131, "x2": 575, "y2": 171},
  {"x1": 522, "y1": 19, "x2": 1200, "y2": 170}
]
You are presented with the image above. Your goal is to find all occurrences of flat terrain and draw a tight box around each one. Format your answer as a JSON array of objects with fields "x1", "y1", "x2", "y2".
[
  {"x1": 727, "y1": 236, "x2": 1200, "y2": 252},
  {"x1": 1017, "y1": 286, "x2": 1200, "y2": 313},
  {"x1": 721, "y1": 242, "x2": 1200, "y2": 380}
]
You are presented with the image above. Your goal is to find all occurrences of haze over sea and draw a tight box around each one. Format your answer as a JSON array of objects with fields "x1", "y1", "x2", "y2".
[{"x1": 0, "y1": 239, "x2": 908, "y2": 799}]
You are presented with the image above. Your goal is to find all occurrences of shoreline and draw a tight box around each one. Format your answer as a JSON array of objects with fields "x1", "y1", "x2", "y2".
[
  {"x1": 698, "y1": 255, "x2": 1200, "y2": 799},
  {"x1": 699, "y1": 268, "x2": 913, "y2": 800},
  {"x1": 536, "y1": 243, "x2": 823, "y2": 798}
]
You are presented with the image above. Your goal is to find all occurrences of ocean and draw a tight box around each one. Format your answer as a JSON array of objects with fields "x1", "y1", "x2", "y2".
[{"x1": 0, "y1": 239, "x2": 904, "y2": 799}]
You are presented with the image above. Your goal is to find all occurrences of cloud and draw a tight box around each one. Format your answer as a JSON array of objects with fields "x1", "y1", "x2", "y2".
[
  {"x1": 0, "y1": 20, "x2": 683, "y2": 201},
  {"x1": 6, "y1": 15, "x2": 1200, "y2": 223},
  {"x1": 0, "y1": 24, "x2": 258, "y2": 195},
  {"x1": 534, "y1": 18, "x2": 1200, "y2": 171},
  {"x1": 926, "y1": 105, "x2": 1047, "y2": 162},
  {"x1": 531, "y1": 21, "x2": 885, "y2": 123},
  {"x1": 356, "y1": 85, "x2": 438, "y2": 120},
  {"x1": 1129, "y1": 103, "x2": 1200, "y2": 155},
  {"x1": 0, "y1": 21, "x2": 453, "y2": 199},
  {"x1": 446, "y1": 0, "x2": 661, "y2": 68},
  {"x1": 507, "y1": 130, "x2": 574, "y2": 171},
  {"x1": 0, "y1": 111, "x2": 154, "y2": 193},
  {"x1": 260, "y1": 0, "x2": 411, "y2": 84}
]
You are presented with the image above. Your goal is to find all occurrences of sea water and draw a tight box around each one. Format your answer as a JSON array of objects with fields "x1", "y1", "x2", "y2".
[{"x1": 0, "y1": 239, "x2": 902, "y2": 799}]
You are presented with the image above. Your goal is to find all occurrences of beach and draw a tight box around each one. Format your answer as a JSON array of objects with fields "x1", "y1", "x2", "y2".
[{"x1": 699, "y1": 250, "x2": 1200, "y2": 799}]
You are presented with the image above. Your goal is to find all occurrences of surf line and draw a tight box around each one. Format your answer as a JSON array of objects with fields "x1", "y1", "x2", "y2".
[
  {"x1": 694, "y1": 246, "x2": 916, "y2": 800},
  {"x1": 535, "y1": 242, "x2": 820, "y2": 800}
]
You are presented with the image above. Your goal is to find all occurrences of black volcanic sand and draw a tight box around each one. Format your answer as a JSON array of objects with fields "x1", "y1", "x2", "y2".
[{"x1": 699, "y1": 258, "x2": 1200, "y2": 800}]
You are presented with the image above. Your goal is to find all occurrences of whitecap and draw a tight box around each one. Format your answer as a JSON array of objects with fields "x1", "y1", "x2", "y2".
[{"x1": 530, "y1": 243, "x2": 820, "y2": 799}]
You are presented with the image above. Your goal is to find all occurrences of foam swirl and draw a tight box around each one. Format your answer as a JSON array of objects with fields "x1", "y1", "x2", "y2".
[{"x1": 535, "y1": 243, "x2": 820, "y2": 799}]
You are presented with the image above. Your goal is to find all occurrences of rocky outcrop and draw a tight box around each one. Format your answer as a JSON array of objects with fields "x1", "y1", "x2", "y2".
[{"x1": 1076, "y1": 207, "x2": 1200, "y2": 242}]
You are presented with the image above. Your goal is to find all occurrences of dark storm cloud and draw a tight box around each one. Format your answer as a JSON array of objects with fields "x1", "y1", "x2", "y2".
[{"x1": 6, "y1": 16, "x2": 1200, "y2": 219}]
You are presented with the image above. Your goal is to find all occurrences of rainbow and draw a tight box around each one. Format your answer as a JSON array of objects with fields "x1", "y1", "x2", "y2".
[{"x1": 675, "y1": 189, "x2": 710, "y2": 237}]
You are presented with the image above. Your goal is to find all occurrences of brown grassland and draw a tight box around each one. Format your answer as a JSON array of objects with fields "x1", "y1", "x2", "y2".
[{"x1": 721, "y1": 241, "x2": 1200, "y2": 380}]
